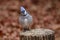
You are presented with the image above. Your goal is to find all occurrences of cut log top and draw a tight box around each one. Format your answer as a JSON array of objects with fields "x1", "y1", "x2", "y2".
[{"x1": 20, "y1": 28, "x2": 54, "y2": 36}]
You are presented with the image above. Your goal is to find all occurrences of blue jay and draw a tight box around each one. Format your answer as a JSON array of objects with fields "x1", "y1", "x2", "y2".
[{"x1": 19, "y1": 6, "x2": 33, "y2": 31}]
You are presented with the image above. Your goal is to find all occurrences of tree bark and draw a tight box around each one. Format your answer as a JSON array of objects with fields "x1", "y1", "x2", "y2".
[{"x1": 20, "y1": 28, "x2": 55, "y2": 40}]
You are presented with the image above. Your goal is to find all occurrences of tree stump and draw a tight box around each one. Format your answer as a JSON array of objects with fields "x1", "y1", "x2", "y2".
[{"x1": 20, "y1": 28, "x2": 55, "y2": 40}]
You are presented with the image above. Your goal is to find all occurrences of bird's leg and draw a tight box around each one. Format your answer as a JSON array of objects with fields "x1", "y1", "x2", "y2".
[{"x1": 23, "y1": 26, "x2": 30, "y2": 32}]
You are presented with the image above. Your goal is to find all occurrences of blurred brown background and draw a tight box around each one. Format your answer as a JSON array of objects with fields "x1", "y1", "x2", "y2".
[{"x1": 0, "y1": 0, "x2": 60, "y2": 40}]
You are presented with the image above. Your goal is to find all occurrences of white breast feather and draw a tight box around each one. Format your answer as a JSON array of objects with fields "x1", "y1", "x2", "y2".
[{"x1": 24, "y1": 19, "x2": 28, "y2": 26}]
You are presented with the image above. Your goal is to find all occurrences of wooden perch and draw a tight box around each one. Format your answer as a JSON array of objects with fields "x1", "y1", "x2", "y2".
[{"x1": 20, "y1": 28, "x2": 55, "y2": 40}]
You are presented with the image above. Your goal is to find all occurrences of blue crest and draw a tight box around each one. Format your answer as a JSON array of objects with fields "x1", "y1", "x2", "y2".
[
  {"x1": 20, "y1": 6, "x2": 25, "y2": 13},
  {"x1": 20, "y1": 6, "x2": 27, "y2": 16}
]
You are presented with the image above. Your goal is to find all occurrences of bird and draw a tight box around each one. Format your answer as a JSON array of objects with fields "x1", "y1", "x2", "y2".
[{"x1": 19, "y1": 6, "x2": 33, "y2": 31}]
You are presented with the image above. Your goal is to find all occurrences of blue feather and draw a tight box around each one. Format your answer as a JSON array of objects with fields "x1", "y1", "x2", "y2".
[
  {"x1": 20, "y1": 6, "x2": 25, "y2": 13},
  {"x1": 20, "y1": 6, "x2": 27, "y2": 16}
]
